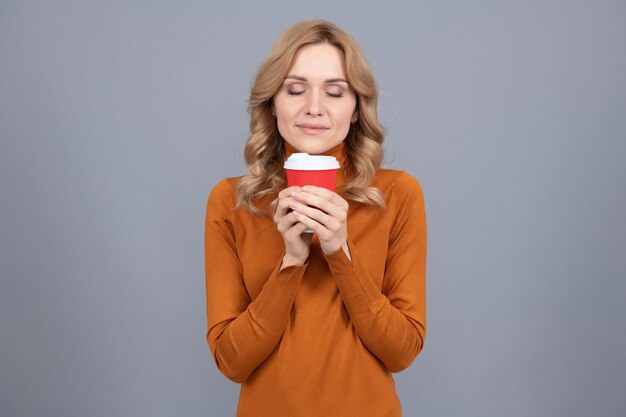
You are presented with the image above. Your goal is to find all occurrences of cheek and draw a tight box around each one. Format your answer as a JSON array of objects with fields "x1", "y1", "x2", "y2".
[
  {"x1": 276, "y1": 117, "x2": 290, "y2": 138},
  {"x1": 274, "y1": 101, "x2": 294, "y2": 138},
  {"x1": 273, "y1": 94, "x2": 287, "y2": 114},
  {"x1": 274, "y1": 94, "x2": 299, "y2": 121},
  {"x1": 275, "y1": 99, "x2": 297, "y2": 120},
  {"x1": 336, "y1": 103, "x2": 357, "y2": 125}
]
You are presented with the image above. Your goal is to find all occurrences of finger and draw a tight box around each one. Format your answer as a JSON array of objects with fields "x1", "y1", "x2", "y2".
[
  {"x1": 282, "y1": 217, "x2": 313, "y2": 246},
  {"x1": 292, "y1": 190, "x2": 346, "y2": 221},
  {"x1": 294, "y1": 205, "x2": 342, "y2": 233},
  {"x1": 292, "y1": 211, "x2": 326, "y2": 235},
  {"x1": 289, "y1": 220, "x2": 311, "y2": 237},
  {"x1": 276, "y1": 211, "x2": 300, "y2": 233},
  {"x1": 300, "y1": 186, "x2": 349, "y2": 209},
  {"x1": 278, "y1": 186, "x2": 302, "y2": 199},
  {"x1": 274, "y1": 195, "x2": 294, "y2": 218},
  {"x1": 290, "y1": 200, "x2": 332, "y2": 228},
  {"x1": 274, "y1": 189, "x2": 301, "y2": 223}
]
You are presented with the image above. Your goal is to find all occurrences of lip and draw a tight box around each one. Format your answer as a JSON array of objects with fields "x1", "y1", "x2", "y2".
[{"x1": 297, "y1": 124, "x2": 329, "y2": 135}]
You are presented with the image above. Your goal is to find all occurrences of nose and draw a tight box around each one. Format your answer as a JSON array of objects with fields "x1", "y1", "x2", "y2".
[{"x1": 305, "y1": 89, "x2": 323, "y2": 116}]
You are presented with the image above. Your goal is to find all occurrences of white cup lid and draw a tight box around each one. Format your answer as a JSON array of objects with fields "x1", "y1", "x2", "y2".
[{"x1": 284, "y1": 153, "x2": 340, "y2": 170}]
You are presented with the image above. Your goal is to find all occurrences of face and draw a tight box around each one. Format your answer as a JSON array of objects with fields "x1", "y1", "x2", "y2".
[{"x1": 273, "y1": 43, "x2": 357, "y2": 155}]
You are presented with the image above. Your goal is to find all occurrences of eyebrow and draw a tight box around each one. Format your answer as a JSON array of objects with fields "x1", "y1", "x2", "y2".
[{"x1": 285, "y1": 75, "x2": 349, "y2": 84}]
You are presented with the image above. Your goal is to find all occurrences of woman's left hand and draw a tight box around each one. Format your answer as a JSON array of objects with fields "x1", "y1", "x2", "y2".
[{"x1": 289, "y1": 185, "x2": 351, "y2": 260}]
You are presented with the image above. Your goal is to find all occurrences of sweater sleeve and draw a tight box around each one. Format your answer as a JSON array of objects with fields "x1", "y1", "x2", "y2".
[
  {"x1": 204, "y1": 179, "x2": 307, "y2": 383},
  {"x1": 323, "y1": 172, "x2": 427, "y2": 372}
]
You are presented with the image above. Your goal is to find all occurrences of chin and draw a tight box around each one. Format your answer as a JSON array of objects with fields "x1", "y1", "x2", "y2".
[
  {"x1": 291, "y1": 139, "x2": 341, "y2": 155},
  {"x1": 299, "y1": 146, "x2": 327, "y2": 155}
]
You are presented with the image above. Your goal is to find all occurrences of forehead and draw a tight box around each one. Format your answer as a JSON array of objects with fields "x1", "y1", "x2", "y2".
[{"x1": 288, "y1": 43, "x2": 347, "y2": 80}]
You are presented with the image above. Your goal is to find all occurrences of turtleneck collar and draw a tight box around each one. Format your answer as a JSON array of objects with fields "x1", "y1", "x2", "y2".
[{"x1": 283, "y1": 140, "x2": 350, "y2": 188}]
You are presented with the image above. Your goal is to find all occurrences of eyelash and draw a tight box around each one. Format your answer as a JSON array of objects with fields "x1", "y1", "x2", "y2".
[{"x1": 287, "y1": 89, "x2": 343, "y2": 98}]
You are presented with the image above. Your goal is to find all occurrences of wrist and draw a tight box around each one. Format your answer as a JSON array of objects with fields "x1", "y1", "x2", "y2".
[
  {"x1": 342, "y1": 242, "x2": 352, "y2": 261},
  {"x1": 280, "y1": 253, "x2": 307, "y2": 270}
]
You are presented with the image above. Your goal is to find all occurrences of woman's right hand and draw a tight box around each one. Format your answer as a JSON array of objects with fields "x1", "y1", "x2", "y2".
[{"x1": 274, "y1": 186, "x2": 312, "y2": 270}]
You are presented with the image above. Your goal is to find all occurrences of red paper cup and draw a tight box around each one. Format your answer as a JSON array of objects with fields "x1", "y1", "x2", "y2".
[
  {"x1": 284, "y1": 153, "x2": 340, "y2": 233},
  {"x1": 285, "y1": 168, "x2": 338, "y2": 190},
  {"x1": 284, "y1": 153, "x2": 340, "y2": 190}
]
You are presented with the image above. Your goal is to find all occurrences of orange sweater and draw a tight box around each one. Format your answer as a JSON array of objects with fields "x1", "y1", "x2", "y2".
[{"x1": 205, "y1": 142, "x2": 427, "y2": 417}]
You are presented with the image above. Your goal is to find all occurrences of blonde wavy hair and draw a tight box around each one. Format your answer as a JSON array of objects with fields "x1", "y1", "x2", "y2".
[{"x1": 236, "y1": 19, "x2": 386, "y2": 215}]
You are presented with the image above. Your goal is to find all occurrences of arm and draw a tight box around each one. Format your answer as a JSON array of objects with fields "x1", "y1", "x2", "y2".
[
  {"x1": 323, "y1": 173, "x2": 427, "y2": 372},
  {"x1": 204, "y1": 179, "x2": 306, "y2": 383}
]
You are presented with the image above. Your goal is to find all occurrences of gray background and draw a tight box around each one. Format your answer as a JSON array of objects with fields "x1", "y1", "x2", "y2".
[{"x1": 1, "y1": 1, "x2": 625, "y2": 416}]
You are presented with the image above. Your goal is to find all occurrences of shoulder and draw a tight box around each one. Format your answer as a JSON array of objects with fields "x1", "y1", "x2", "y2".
[
  {"x1": 375, "y1": 170, "x2": 426, "y2": 238},
  {"x1": 209, "y1": 177, "x2": 240, "y2": 198},
  {"x1": 207, "y1": 176, "x2": 242, "y2": 213},
  {"x1": 373, "y1": 169, "x2": 424, "y2": 198}
]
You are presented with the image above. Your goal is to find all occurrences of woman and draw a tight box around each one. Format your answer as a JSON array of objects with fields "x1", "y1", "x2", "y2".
[{"x1": 205, "y1": 19, "x2": 427, "y2": 417}]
